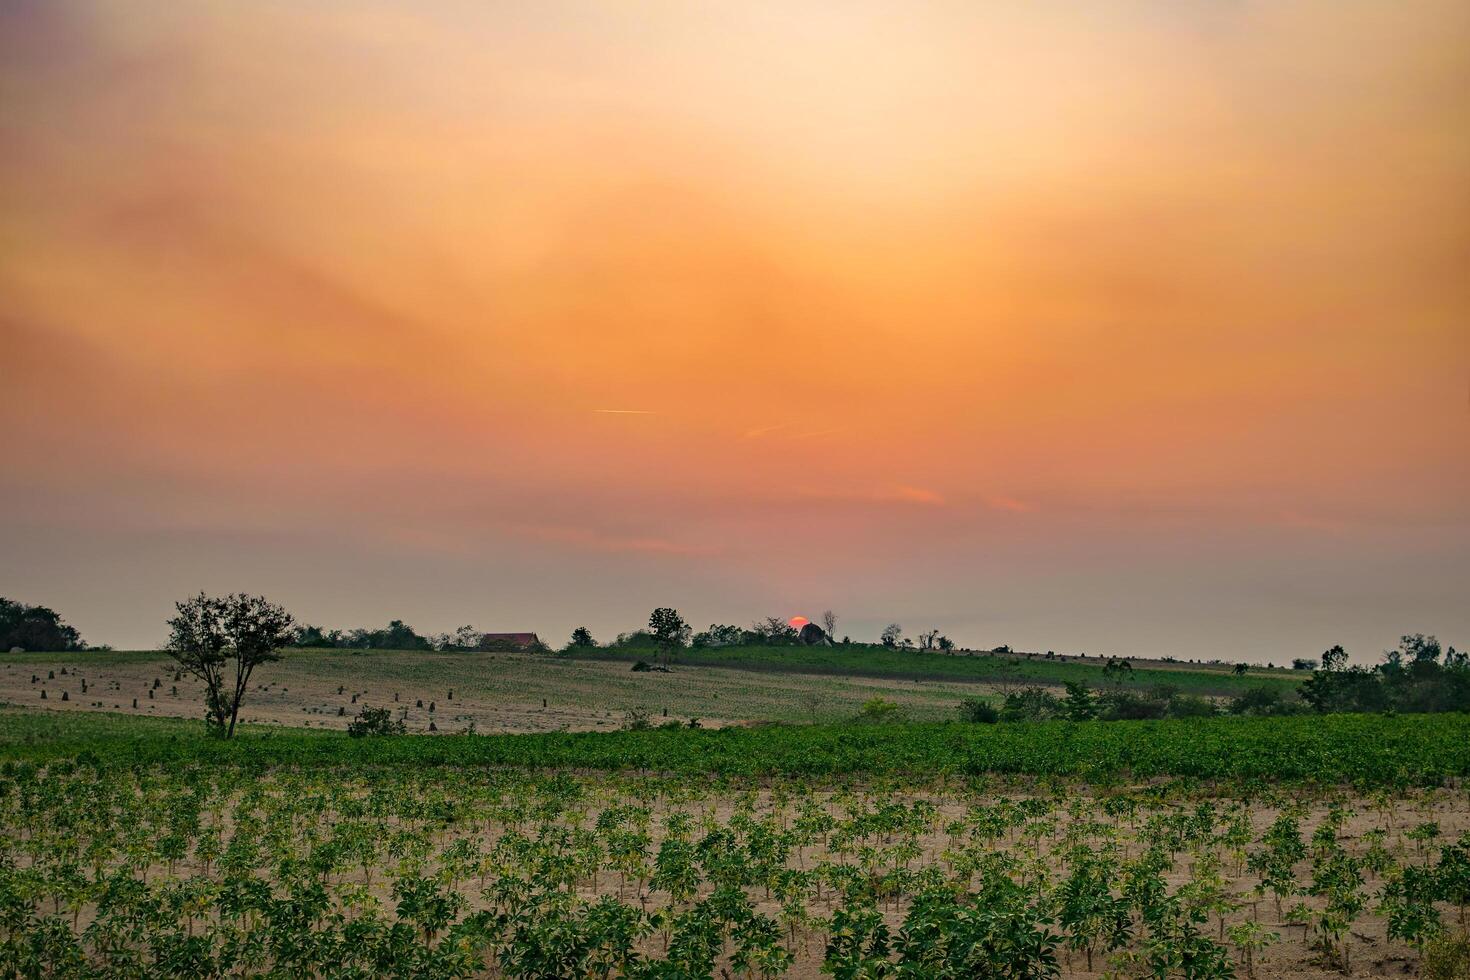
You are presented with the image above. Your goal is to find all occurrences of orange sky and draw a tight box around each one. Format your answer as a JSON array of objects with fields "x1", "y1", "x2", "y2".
[{"x1": 2, "y1": 0, "x2": 1467, "y2": 659}]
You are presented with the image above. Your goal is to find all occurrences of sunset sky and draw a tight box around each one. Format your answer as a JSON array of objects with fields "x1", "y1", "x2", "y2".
[{"x1": 2, "y1": 0, "x2": 1467, "y2": 660}]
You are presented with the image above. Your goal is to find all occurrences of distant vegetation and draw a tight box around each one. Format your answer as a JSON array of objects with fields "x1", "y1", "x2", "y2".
[
  {"x1": 0, "y1": 597, "x2": 89, "y2": 652},
  {"x1": 566, "y1": 634, "x2": 1296, "y2": 698},
  {"x1": 12, "y1": 595, "x2": 1470, "y2": 728},
  {"x1": 6, "y1": 708, "x2": 1470, "y2": 785},
  {"x1": 291, "y1": 620, "x2": 547, "y2": 652},
  {"x1": 1299, "y1": 635, "x2": 1470, "y2": 715}
]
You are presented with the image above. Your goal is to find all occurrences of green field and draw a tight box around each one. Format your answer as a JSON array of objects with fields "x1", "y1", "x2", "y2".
[
  {"x1": 564, "y1": 642, "x2": 1303, "y2": 698},
  {"x1": 5, "y1": 708, "x2": 1470, "y2": 978},
  {"x1": 5, "y1": 707, "x2": 1464, "y2": 786}
]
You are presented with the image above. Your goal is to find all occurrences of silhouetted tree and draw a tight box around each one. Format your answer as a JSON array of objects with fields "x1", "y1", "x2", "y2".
[
  {"x1": 166, "y1": 593, "x2": 294, "y2": 738},
  {"x1": 821, "y1": 610, "x2": 837, "y2": 640},
  {"x1": 570, "y1": 626, "x2": 595, "y2": 647},
  {"x1": 0, "y1": 598, "x2": 85, "y2": 652},
  {"x1": 1321, "y1": 644, "x2": 1348, "y2": 671},
  {"x1": 648, "y1": 607, "x2": 690, "y2": 668},
  {"x1": 750, "y1": 617, "x2": 798, "y2": 644},
  {"x1": 880, "y1": 623, "x2": 903, "y2": 648}
]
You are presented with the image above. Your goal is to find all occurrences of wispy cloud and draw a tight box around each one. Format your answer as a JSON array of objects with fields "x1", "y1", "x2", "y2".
[
  {"x1": 742, "y1": 422, "x2": 787, "y2": 439},
  {"x1": 985, "y1": 496, "x2": 1038, "y2": 514},
  {"x1": 794, "y1": 485, "x2": 946, "y2": 507},
  {"x1": 507, "y1": 522, "x2": 717, "y2": 556},
  {"x1": 593, "y1": 409, "x2": 656, "y2": 415}
]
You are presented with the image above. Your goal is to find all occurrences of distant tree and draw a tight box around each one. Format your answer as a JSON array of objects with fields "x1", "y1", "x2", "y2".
[
  {"x1": 1291, "y1": 658, "x2": 1316, "y2": 670},
  {"x1": 1400, "y1": 633, "x2": 1442, "y2": 666},
  {"x1": 0, "y1": 598, "x2": 85, "y2": 652},
  {"x1": 1321, "y1": 645, "x2": 1348, "y2": 672},
  {"x1": 938, "y1": 635, "x2": 955, "y2": 654},
  {"x1": 1062, "y1": 681, "x2": 1097, "y2": 721},
  {"x1": 918, "y1": 628, "x2": 941, "y2": 651},
  {"x1": 880, "y1": 623, "x2": 903, "y2": 648},
  {"x1": 166, "y1": 593, "x2": 294, "y2": 738},
  {"x1": 648, "y1": 607, "x2": 690, "y2": 668},
  {"x1": 347, "y1": 706, "x2": 405, "y2": 737},
  {"x1": 1102, "y1": 657, "x2": 1133, "y2": 687},
  {"x1": 1233, "y1": 663, "x2": 1249, "y2": 676},
  {"x1": 290, "y1": 624, "x2": 339, "y2": 648},
  {"x1": 692, "y1": 624, "x2": 743, "y2": 648},
  {"x1": 379, "y1": 619, "x2": 432, "y2": 651},
  {"x1": 570, "y1": 626, "x2": 595, "y2": 648},
  {"x1": 821, "y1": 610, "x2": 838, "y2": 640},
  {"x1": 750, "y1": 617, "x2": 798, "y2": 645}
]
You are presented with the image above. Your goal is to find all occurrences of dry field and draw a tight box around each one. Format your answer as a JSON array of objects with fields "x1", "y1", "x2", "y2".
[
  {"x1": 2, "y1": 649, "x2": 1005, "y2": 733},
  {"x1": 9, "y1": 759, "x2": 1469, "y2": 978}
]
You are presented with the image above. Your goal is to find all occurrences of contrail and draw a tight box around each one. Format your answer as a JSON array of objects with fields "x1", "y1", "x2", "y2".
[{"x1": 593, "y1": 409, "x2": 656, "y2": 414}]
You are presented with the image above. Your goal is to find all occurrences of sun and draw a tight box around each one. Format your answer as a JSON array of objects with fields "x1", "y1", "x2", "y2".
[{"x1": 788, "y1": 616, "x2": 809, "y2": 629}]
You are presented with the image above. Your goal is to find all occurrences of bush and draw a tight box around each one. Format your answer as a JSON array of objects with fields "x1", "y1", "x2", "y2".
[
  {"x1": 347, "y1": 707, "x2": 405, "y2": 738},
  {"x1": 958, "y1": 698, "x2": 999, "y2": 724},
  {"x1": 999, "y1": 687, "x2": 1062, "y2": 723},
  {"x1": 1423, "y1": 931, "x2": 1470, "y2": 980},
  {"x1": 854, "y1": 697, "x2": 906, "y2": 724},
  {"x1": 624, "y1": 707, "x2": 652, "y2": 731},
  {"x1": 1166, "y1": 694, "x2": 1218, "y2": 718},
  {"x1": 1097, "y1": 690, "x2": 1167, "y2": 721}
]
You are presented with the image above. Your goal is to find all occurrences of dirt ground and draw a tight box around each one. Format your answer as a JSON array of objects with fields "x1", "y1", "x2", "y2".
[
  {"x1": 1, "y1": 649, "x2": 1013, "y2": 733},
  {"x1": 12, "y1": 768, "x2": 1467, "y2": 978}
]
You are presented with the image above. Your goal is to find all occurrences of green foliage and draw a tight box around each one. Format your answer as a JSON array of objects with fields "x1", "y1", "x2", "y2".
[
  {"x1": 5, "y1": 709, "x2": 1470, "y2": 785},
  {"x1": 853, "y1": 698, "x2": 905, "y2": 724},
  {"x1": 166, "y1": 593, "x2": 294, "y2": 738},
  {"x1": 957, "y1": 698, "x2": 999, "y2": 724},
  {"x1": 647, "y1": 608, "x2": 690, "y2": 668},
  {"x1": 1301, "y1": 635, "x2": 1470, "y2": 715},
  {"x1": 347, "y1": 706, "x2": 406, "y2": 737},
  {"x1": 1, "y1": 710, "x2": 1470, "y2": 978},
  {"x1": 1422, "y1": 931, "x2": 1470, "y2": 980},
  {"x1": 561, "y1": 640, "x2": 1299, "y2": 698}
]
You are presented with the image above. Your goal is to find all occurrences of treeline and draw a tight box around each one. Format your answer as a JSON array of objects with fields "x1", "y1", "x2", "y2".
[
  {"x1": 1300, "y1": 634, "x2": 1470, "y2": 714},
  {"x1": 962, "y1": 633, "x2": 1467, "y2": 725},
  {"x1": 0, "y1": 597, "x2": 90, "y2": 653},
  {"x1": 290, "y1": 621, "x2": 546, "y2": 652}
]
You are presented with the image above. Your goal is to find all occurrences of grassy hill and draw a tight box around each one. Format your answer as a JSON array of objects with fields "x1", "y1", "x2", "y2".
[{"x1": 562, "y1": 641, "x2": 1303, "y2": 697}]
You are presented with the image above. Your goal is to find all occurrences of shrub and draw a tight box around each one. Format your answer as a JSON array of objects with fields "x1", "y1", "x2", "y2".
[
  {"x1": 1422, "y1": 931, "x2": 1470, "y2": 980},
  {"x1": 854, "y1": 697, "x2": 905, "y2": 724},
  {"x1": 1166, "y1": 694, "x2": 1218, "y2": 719},
  {"x1": 957, "y1": 698, "x2": 999, "y2": 724},
  {"x1": 1097, "y1": 690, "x2": 1167, "y2": 721},
  {"x1": 999, "y1": 686, "x2": 1062, "y2": 723},
  {"x1": 347, "y1": 706, "x2": 405, "y2": 738}
]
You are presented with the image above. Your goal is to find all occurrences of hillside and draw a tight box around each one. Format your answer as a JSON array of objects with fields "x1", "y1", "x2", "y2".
[{"x1": 562, "y1": 641, "x2": 1303, "y2": 698}]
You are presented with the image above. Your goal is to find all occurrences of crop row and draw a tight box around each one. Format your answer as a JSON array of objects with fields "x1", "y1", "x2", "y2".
[{"x1": 4, "y1": 710, "x2": 1469, "y2": 787}]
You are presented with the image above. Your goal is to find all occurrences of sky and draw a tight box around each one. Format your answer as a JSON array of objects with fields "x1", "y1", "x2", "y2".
[{"x1": 2, "y1": 0, "x2": 1467, "y2": 661}]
